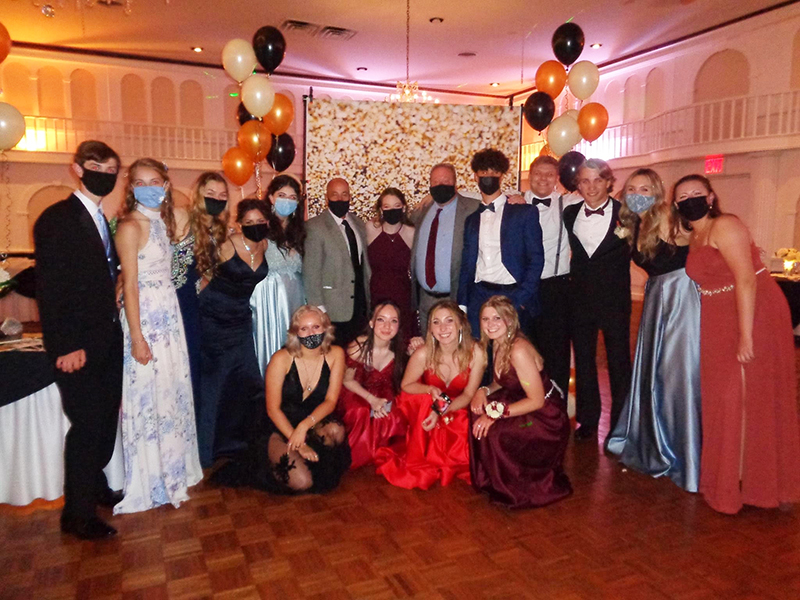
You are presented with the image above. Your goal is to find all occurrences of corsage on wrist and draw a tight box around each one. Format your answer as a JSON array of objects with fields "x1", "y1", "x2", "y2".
[{"x1": 484, "y1": 400, "x2": 509, "y2": 420}]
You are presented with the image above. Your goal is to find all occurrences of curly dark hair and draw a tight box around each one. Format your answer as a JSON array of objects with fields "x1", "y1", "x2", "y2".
[
  {"x1": 266, "y1": 174, "x2": 306, "y2": 255},
  {"x1": 236, "y1": 198, "x2": 271, "y2": 223},
  {"x1": 470, "y1": 148, "x2": 510, "y2": 174}
]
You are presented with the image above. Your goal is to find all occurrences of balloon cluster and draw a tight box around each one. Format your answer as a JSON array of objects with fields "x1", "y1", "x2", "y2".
[
  {"x1": 523, "y1": 22, "x2": 608, "y2": 158},
  {"x1": 221, "y1": 26, "x2": 296, "y2": 189},
  {"x1": 0, "y1": 23, "x2": 25, "y2": 153}
]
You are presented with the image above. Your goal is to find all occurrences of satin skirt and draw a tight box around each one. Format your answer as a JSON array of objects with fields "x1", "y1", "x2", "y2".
[
  {"x1": 250, "y1": 270, "x2": 306, "y2": 377},
  {"x1": 338, "y1": 389, "x2": 408, "y2": 470},
  {"x1": 606, "y1": 268, "x2": 702, "y2": 492}
]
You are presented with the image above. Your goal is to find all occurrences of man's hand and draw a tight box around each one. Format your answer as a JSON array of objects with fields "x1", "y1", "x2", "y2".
[
  {"x1": 507, "y1": 194, "x2": 526, "y2": 205},
  {"x1": 56, "y1": 349, "x2": 86, "y2": 373}
]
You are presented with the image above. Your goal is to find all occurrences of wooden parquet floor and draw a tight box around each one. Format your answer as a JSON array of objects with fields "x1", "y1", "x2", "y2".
[{"x1": 3, "y1": 304, "x2": 800, "y2": 600}]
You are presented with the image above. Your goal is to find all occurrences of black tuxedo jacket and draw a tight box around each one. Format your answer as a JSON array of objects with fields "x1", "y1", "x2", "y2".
[
  {"x1": 563, "y1": 198, "x2": 632, "y2": 315},
  {"x1": 34, "y1": 194, "x2": 120, "y2": 359}
]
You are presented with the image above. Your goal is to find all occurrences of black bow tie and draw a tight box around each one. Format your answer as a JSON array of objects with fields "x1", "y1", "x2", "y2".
[
  {"x1": 478, "y1": 202, "x2": 495, "y2": 213},
  {"x1": 584, "y1": 206, "x2": 605, "y2": 217},
  {"x1": 532, "y1": 197, "x2": 551, "y2": 207}
]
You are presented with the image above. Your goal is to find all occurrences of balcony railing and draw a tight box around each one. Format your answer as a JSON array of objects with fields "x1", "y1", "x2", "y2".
[{"x1": 13, "y1": 116, "x2": 237, "y2": 162}]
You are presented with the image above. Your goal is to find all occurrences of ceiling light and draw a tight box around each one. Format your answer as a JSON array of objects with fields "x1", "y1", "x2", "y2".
[
  {"x1": 191, "y1": 47, "x2": 203, "y2": 53},
  {"x1": 490, "y1": 82, "x2": 500, "y2": 87},
  {"x1": 458, "y1": 52, "x2": 476, "y2": 58},
  {"x1": 429, "y1": 17, "x2": 444, "y2": 24},
  {"x1": 387, "y1": 0, "x2": 437, "y2": 103},
  {"x1": 590, "y1": 43, "x2": 602, "y2": 49}
]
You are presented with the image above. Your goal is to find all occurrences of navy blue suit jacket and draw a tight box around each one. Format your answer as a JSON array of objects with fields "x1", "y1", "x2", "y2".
[{"x1": 457, "y1": 202, "x2": 544, "y2": 320}]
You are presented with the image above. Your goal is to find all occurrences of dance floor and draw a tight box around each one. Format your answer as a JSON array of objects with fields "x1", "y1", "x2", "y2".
[{"x1": 1, "y1": 303, "x2": 799, "y2": 599}]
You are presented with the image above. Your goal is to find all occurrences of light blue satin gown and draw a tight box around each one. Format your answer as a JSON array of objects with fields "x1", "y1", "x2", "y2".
[
  {"x1": 250, "y1": 242, "x2": 305, "y2": 376},
  {"x1": 606, "y1": 236, "x2": 702, "y2": 493}
]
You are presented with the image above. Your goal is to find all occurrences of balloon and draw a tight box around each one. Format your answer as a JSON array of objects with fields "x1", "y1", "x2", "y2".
[
  {"x1": 547, "y1": 114, "x2": 582, "y2": 157},
  {"x1": 241, "y1": 74, "x2": 275, "y2": 118},
  {"x1": 539, "y1": 144, "x2": 556, "y2": 158},
  {"x1": 237, "y1": 120, "x2": 272, "y2": 162},
  {"x1": 222, "y1": 146, "x2": 254, "y2": 187},
  {"x1": 263, "y1": 93, "x2": 294, "y2": 136},
  {"x1": 266, "y1": 133, "x2": 295, "y2": 172},
  {"x1": 222, "y1": 38, "x2": 257, "y2": 83},
  {"x1": 0, "y1": 102, "x2": 25, "y2": 151},
  {"x1": 557, "y1": 151, "x2": 585, "y2": 192},
  {"x1": 535, "y1": 61, "x2": 567, "y2": 99},
  {"x1": 552, "y1": 22, "x2": 585, "y2": 66},
  {"x1": 237, "y1": 102, "x2": 258, "y2": 126},
  {"x1": 523, "y1": 92, "x2": 556, "y2": 132},
  {"x1": 577, "y1": 102, "x2": 609, "y2": 142},
  {"x1": 563, "y1": 109, "x2": 579, "y2": 121},
  {"x1": 252, "y1": 26, "x2": 286, "y2": 75},
  {"x1": 0, "y1": 23, "x2": 11, "y2": 65},
  {"x1": 568, "y1": 60, "x2": 600, "y2": 100}
]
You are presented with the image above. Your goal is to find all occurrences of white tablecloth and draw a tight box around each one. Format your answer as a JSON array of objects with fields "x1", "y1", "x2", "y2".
[{"x1": 0, "y1": 382, "x2": 124, "y2": 506}]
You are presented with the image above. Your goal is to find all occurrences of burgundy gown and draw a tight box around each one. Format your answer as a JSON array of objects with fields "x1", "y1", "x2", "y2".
[
  {"x1": 686, "y1": 243, "x2": 800, "y2": 514},
  {"x1": 337, "y1": 354, "x2": 407, "y2": 469},
  {"x1": 470, "y1": 366, "x2": 572, "y2": 509},
  {"x1": 367, "y1": 231, "x2": 416, "y2": 340}
]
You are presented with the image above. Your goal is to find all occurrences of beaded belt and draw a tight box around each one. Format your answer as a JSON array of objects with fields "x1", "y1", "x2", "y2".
[{"x1": 697, "y1": 267, "x2": 766, "y2": 296}]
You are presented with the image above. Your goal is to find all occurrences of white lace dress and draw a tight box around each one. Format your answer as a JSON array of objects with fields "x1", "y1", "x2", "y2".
[{"x1": 115, "y1": 207, "x2": 203, "y2": 514}]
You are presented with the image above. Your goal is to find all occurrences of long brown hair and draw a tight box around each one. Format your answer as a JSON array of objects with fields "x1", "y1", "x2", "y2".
[
  {"x1": 424, "y1": 300, "x2": 473, "y2": 374},
  {"x1": 618, "y1": 168, "x2": 673, "y2": 260},
  {"x1": 190, "y1": 172, "x2": 229, "y2": 276},
  {"x1": 266, "y1": 174, "x2": 306, "y2": 255},
  {"x1": 670, "y1": 174, "x2": 722, "y2": 231},
  {"x1": 478, "y1": 296, "x2": 521, "y2": 378},
  {"x1": 285, "y1": 305, "x2": 336, "y2": 357},
  {"x1": 124, "y1": 158, "x2": 177, "y2": 242},
  {"x1": 352, "y1": 301, "x2": 406, "y2": 394},
  {"x1": 373, "y1": 187, "x2": 413, "y2": 227}
]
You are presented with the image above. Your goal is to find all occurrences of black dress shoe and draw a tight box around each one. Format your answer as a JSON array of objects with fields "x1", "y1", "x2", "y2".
[
  {"x1": 574, "y1": 425, "x2": 598, "y2": 441},
  {"x1": 97, "y1": 489, "x2": 124, "y2": 508},
  {"x1": 60, "y1": 515, "x2": 117, "y2": 540}
]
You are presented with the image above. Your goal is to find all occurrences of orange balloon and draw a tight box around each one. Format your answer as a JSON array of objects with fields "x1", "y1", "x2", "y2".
[
  {"x1": 539, "y1": 143, "x2": 556, "y2": 158},
  {"x1": 237, "y1": 120, "x2": 272, "y2": 162},
  {"x1": 535, "y1": 60, "x2": 567, "y2": 99},
  {"x1": 577, "y1": 102, "x2": 609, "y2": 143},
  {"x1": 0, "y1": 23, "x2": 11, "y2": 65},
  {"x1": 263, "y1": 93, "x2": 294, "y2": 136},
  {"x1": 222, "y1": 146, "x2": 254, "y2": 187}
]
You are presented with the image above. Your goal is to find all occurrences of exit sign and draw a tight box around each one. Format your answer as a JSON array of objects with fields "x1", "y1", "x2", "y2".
[{"x1": 705, "y1": 155, "x2": 724, "y2": 175}]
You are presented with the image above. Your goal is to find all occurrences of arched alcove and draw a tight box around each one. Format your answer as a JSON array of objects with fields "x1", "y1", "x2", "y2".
[
  {"x1": 151, "y1": 77, "x2": 176, "y2": 125},
  {"x1": 792, "y1": 30, "x2": 800, "y2": 89},
  {"x1": 623, "y1": 76, "x2": 643, "y2": 123},
  {"x1": 70, "y1": 69, "x2": 98, "y2": 120},
  {"x1": 121, "y1": 74, "x2": 147, "y2": 122},
  {"x1": 1, "y1": 62, "x2": 36, "y2": 115},
  {"x1": 644, "y1": 68, "x2": 665, "y2": 118},
  {"x1": 37, "y1": 67, "x2": 65, "y2": 117},
  {"x1": 27, "y1": 185, "x2": 75, "y2": 240},
  {"x1": 604, "y1": 80, "x2": 623, "y2": 126},
  {"x1": 693, "y1": 50, "x2": 750, "y2": 141},
  {"x1": 179, "y1": 80, "x2": 204, "y2": 127},
  {"x1": 223, "y1": 84, "x2": 240, "y2": 130}
]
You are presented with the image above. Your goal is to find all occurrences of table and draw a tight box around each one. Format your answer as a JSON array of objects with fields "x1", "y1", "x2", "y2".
[
  {"x1": 0, "y1": 258, "x2": 39, "y2": 323},
  {"x1": 772, "y1": 274, "x2": 800, "y2": 332}
]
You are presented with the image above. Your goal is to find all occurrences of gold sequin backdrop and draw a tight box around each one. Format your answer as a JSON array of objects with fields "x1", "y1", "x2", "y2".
[{"x1": 305, "y1": 100, "x2": 522, "y2": 219}]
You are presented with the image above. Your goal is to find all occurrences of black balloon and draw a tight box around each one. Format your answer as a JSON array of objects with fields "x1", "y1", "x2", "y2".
[
  {"x1": 237, "y1": 102, "x2": 258, "y2": 126},
  {"x1": 523, "y1": 92, "x2": 556, "y2": 132},
  {"x1": 267, "y1": 133, "x2": 296, "y2": 172},
  {"x1": 252, "y1": 26, "x2": 286, "y2": 74},
  {"x1": 552, "y1": 23, "x2": 585, "y2": 66},
  {"x1": 558, "y1": 151, "x2": 586, "y2": 192}
]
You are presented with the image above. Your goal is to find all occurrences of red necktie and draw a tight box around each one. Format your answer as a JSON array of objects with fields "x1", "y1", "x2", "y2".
[{"x1": 425, "y1": 208, "x2": 442, "y2": 288}]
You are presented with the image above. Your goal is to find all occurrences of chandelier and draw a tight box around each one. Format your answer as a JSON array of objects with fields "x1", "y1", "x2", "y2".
[
  {"x1": 388, "y1": 0, "x2": 438, "y2": 103},
  {"x1": 27, "y1": 0, "x2": 169, "y2": 17}
]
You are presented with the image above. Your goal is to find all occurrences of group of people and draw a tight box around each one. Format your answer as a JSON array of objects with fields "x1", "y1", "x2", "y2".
[{"x1": 33, "y1": 138, "x2": 800, "y2": 539}]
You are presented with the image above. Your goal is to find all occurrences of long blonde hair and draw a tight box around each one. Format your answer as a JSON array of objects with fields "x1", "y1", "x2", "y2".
[
  {"x1": 284, "y1": 305, "x2": 336, "y2": 357},
  {"x1": 618, "y1": 168, "x2": 674, "y2": 260},
  {"x1": 478, "y1": 296, "x2": 521, "y2": 378},
  {"x1": 190, "y1": 172, "x2": 230, "y2": 276},
  {"x1": 124, "y1": 158, "x2": 178, "y2": 242},
  {"x1": 424, "y1": 300, "x2": 473, "y2": 374}
]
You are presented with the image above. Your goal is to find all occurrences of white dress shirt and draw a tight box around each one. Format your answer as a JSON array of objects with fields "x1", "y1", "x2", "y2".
[
  {"x1": 329, "y1": 209, "x2": 363, "y2": 260},
  {"x1": 572, "y1": 197, "x2": 613, "y2": 258},
  {"x1": 525, "y1": 190, "x2": 583, "y2": 278},
  {"x1": 475, "y1": 195, "x2": 516, "y2": 285},
  {"x1": 74, "y1": 189, "x2": 107, "y2": 240}
]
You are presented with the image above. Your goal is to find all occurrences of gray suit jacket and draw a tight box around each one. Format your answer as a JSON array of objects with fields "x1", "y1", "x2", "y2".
[
  {"x1": 303, "y1": 210, "x2": 371, "y2": 322},
  {"x1": 410, "y1": 193, "x2": 480, "y2": 307}
]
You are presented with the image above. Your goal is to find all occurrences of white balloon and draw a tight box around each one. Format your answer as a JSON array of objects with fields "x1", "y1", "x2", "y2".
[
  {"x1": 568, "y1": 60, "x2": 600, "y2": 101},
  {"x1": 563, "y1": 109, "x2": 579, "y2": 121},
  {"x1": 240, "y1": 74, "x2": 275, "y2": 118},
  {"x1": 222, "y1": 38, "x2": 258, "y2": 83},
  {"x1": 546, "y1": 115, "x2": 582, "y2": 157},
  {"x1": 0, "y1": 102, "x2": 25, "y2": 151}
]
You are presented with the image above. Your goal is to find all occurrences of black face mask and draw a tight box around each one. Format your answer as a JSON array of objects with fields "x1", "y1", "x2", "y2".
[
  {"x1": 298, "y1": 332, "x2": 324, "y2": 349},
  {"x1": 478, "y1": 176, "x2": 501, "y2": 195},
  {"x1": 382, "y1": 208, "x2": 403, "y2": 225},
  {"x1": 241, "y1": 223, "x2": 269, "y2": 243},
  {"x1": 204, "y1": 197, "x2": 227, "y2": 216},
  {"x1": 676, "y1": 195, "x2": 711, "y2": 222},
  {"x1": 328, "y1": 200, "x2": 350, "y2": 219},
  {"x1": 430, "y1": 184, "x2": 456, "y2": 205},
  {"x1": 81, "y1": 169, "x2": 118, "y2": 198}
]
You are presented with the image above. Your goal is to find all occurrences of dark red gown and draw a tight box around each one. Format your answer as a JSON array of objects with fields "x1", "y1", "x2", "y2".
[
  {"x1": 367, "y1": 231, "x2": 416, "y2": 341},
  {"x1": 337, "y1": 355, "x2": 407, "y2": 469},
  {"x1": 470, "y1": 366, "x2": 572, "y2": 509},
  {"x1": 686, "y1": 243, "x2": 800, "y2": 514},
  {"x1": 374, "y1": 368, "x2": 471, "y2": 489}
]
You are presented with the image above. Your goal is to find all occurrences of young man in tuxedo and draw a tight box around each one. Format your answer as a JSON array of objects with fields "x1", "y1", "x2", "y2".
[
  {"x1": 563, "y1": 159, "x2": 632, "y2": 442},
  {"x1": 304, "y1": 177, "x2": 371, "y2": 346},
  {"x1": 458, "y1": 148, "x2": 544, "y2": 337},
  {"x1": 34, "y1": 141, "x2": 124, "y2": 539}
]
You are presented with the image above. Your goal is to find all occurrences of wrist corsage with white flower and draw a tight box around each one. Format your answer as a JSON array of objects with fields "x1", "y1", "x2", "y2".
[{"x1": 485, "y1": 400, "x2": 509, "y2": 420}]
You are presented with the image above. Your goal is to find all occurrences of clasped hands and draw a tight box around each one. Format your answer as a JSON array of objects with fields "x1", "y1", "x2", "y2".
[
  {"x1": 470, "y1": 386, "x2": 496, "y2": 440},
  {"x1": 287, "y1": 420, "x2": 319, "y2": 462}
]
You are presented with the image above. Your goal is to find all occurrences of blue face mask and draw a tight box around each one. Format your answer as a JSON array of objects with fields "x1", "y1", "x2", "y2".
[
  {"x1": 274, "y1": 198, "x2": 298, "y2": 217},
  {"x1": 625, "y1": 193, "x2": 656, "y2": 214},
  {"x1": 133, "y1": 186, "x2": 166, "y2": 209}
]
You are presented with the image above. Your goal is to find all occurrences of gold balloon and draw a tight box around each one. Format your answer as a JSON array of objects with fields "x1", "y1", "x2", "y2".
[
  {"x1": 237, "y1": 120, "x2": 272, "y2": 162},
  {"x1": 0, "y1": 23, "x2": 10, "y2": 65},
  {"x1": 567, "y1": 60, "x2": 600, "y2": 101},
  {"x1": 535, "y1": 60, "x2": 567, "y2": 99},
  {"x1": 263, "y1": 93, "x2": 295, "y2": 136},
  {"x1": 222, "y1": 146, "x2": 254, "y2": 187},
  {"x1": 546, "y1": 114, "x2": 582, "y2": 157},
  {"x1": 240, "y1": 74, "x2": 275, "y2": 118},
  {"x1": 221, "y1": 38, "x2": 257, "y2": 83},
  {"x1": 577, "y1": 102, "x2": 609, "y2": 143},
  {"x1": 539, "y1": 143, "x2": 556, "y2": 158}
]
